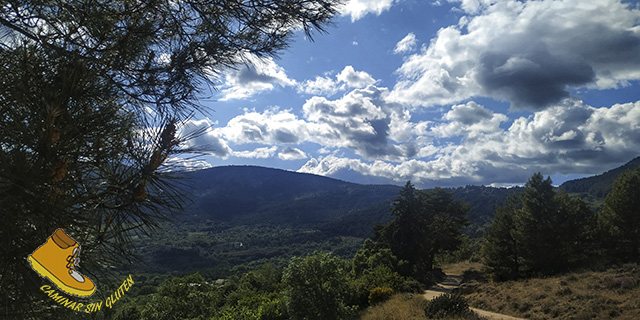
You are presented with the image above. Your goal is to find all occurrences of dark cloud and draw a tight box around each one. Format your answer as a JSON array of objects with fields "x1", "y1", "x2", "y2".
[
  {"x1": 202, "y1": 139, "x2": 231, "y2": 158},
  {"x1": 236, "y1": 64, "x2": 282, "y2": 85},
  {"x1": 391, "y1": 0, "x2": 640, "y2": 110},
  {"x1": 445, "y1": 102, "x2": 493, "y2": 125},
  {"x1": 274, "y1": 129, "x2": 299, "y2": 143},
  {"x1": 219, "y1": 56, "x2": 295, "y2": 100},
  {"x1": 476, "y1": 49, "x2": 595, "y2": 109},
  {"x1": 303, "y1": 87, "x2": 412, "y2": 160},
  {"x1": 566, "y1": 23, "x2": 640, "y2": 71}
]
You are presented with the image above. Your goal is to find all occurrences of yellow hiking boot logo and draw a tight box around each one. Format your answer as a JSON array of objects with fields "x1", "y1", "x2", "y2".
[{"x1": 27, "y1": 228, "x2": 96, "y2": 297}]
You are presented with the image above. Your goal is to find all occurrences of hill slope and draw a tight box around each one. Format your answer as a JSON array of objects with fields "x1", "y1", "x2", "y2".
[
  {"x1": 560, "y1": 156, "x2": 640, "y2": 200},
  {"x1": 181, "y1": 165, "x2": 401, "y2": 225},
  {"x1": 138, "y1": 159, "x2": 638, "y2": 274}
]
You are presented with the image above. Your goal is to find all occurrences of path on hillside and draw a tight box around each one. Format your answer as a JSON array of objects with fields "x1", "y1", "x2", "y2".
[{"x1": 423, "y1": 274, "x2": 526, "y2": 320}]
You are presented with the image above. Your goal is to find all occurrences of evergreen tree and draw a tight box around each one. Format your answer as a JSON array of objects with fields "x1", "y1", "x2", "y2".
[
  {"x1": 488, "y1": 173, "x2": 592, "y2": 278},
  {"x1": 374, "y1": 182, "x2": 469, "y2": 282},
  {"x1": 0, "y1": 1, "x2": 341, "y2": 317},
  {"x1": 598, "y1": 165, "x2": 640, "y2": 262},
  {"x1": 482, "y1": 194, "x2": 521, "y2": 281},
  {"x1": 421, "y1": 187, "x2": 469, "y2": 271},
  {"x1": 513, "y1": 173, "x2": 561, "y2": 275},
  {"x1": 553, "y1": 190, "x2": 592, "y2": 268}
]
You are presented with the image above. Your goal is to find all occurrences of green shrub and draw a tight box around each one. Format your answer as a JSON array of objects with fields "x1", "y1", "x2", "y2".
[
  {"x1": 397, "y1": 277, "x2": 424, "y2": 293},
  {"x1": 283, "y1": 251, "x2": 352, "y2": 320},
  {"x1": 368, "y1": 287, "x2": 394, "y2": 305},
  {"x1": 424, "y1": 293, "x2": 473, "y2": 319}
]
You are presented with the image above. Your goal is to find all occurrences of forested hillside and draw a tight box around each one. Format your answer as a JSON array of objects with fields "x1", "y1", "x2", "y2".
[
  {"x1": 108, "y1": 159, "x2": 640, "y2": 320},
  {"x1": 560, "y1": 157, "x2": 640, "y2": 201},
  {"x1": 181, "y1": 165, "x2": 401, "y2": 225},
  {"x1": 134, "y1": 159, "x2": 637, "y2": 274}
]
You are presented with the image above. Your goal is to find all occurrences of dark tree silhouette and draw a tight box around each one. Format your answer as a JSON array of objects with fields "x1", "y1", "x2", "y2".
[
  {"x1": 0, "y1": 1, "x2": 341, "y2": 317},
  {"x1": 375, "y1": 182, "x2": 469, "y2": 282},
  {"x1": 598, "y1": 165, "x2": 640, "y2": 262}
]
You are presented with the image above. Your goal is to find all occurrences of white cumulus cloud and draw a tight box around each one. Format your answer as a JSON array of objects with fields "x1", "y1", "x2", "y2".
[
  {"x1": 233, "y1": 146, "x2": 278, "y2": 159},
  {"x1": 342, "y1": 0, "x2": 396, "y2": 21},
  {"x1": 278, "y1": 147, "x2": 308, "y2": 160},
  {"x1": 299, "y1": 76, "x2": 343, "y2": 96},
  {"x1": 299, "y1": 98, "x2": 640, "y2": 187},
  {"x1": 219, "y1": 55, "x2": 296, "y2": 101},
  {"x1": 337, "y1": 66, "x2": 377, "y2": 88},
  {"x1": 394, "y1": 33, "x2": 417, "y2": 54},
  {"x1": 299, "y1": 66, "x2": 377, "y2": 96},
  {"x1": 161, "y1": 157, "x2": 213, "y2": 172},
  {"x1": 389, "y1": 0, "x2": 640, "y2": 110}
]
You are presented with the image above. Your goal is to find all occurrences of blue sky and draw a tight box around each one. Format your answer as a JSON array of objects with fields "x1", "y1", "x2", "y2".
[{"x1": 173, "y1": 0, "x2": 640, "y2": 188}]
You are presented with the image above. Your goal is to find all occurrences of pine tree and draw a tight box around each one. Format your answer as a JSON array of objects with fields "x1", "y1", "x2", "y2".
[
  {"x1": 598, "y1": 165, "x2": 640, "y2": 262},
  {"x1": 513, "y1": 173, "x2": 561, "y2": 275},
  {"x1": 553, "y1": 191, "x2": 592, "y2": 268},
  {"x1": 0, "y1": 1, "x2": 341, "y2": 317},
  {"x1": 482, "y1": 194, "x2": 521, "y2": 281},
  {"x1": 374, "y1": 182, "x2": 469, "y2": 282},
  {"x1": 422, "y1": 187, "x2": 469, "y2": 270},
  {"x1": 505, "y1": 173, "x2": 591, "y2": 277}
]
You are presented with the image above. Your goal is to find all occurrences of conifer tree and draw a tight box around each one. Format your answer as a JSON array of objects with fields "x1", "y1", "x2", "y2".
[
  {"x1": 374, "y1": 182, "x2": 468, "y2": 282},
  {"x1": 513, "y1": 173, "x2": 561, "y2": 275},
  {"x1": 489, "y1": 173, "x2": 592, "y2": 278},
  {"x1": 598, "y1": 165, "x2": 640, "y2": 262},
  {"x1": 553, "y1": 190, "x2": 592, "y2": 268},
  {"x1": 0, "y1": 1, "x2": 341, "y2": 317},
  {"x1": 482, "y1": 194, "x2": 521, "y2": 281}
]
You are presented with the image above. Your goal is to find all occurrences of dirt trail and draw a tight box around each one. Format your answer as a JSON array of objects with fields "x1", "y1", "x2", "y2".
[{"x1": 423, "y1": 274, "x2": 526, "y2": 320}]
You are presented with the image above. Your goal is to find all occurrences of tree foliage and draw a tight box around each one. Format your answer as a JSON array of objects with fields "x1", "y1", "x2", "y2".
[
  {"x1": 483, "y1": 173, "x2": 592, "y2": 280},
  {"x1": 374, "y1": 182, "x2": 469, "y2": 282},
  {"x1": 0, "y1": 0, "x2": 341, "y2": 317},
  {"x1": 482, "y1": 194, "x2": 520, "y2": 281},
  {"x1": 598, "y1": 165, "x2": 640, "y2": 262},
  {"x1": 513, "y1": 173, "x2": 562, "y2": 275},
  {"x1": 140, "y1": 273, "x2": 224, "y2": 320},
  {"x1": 282, "y1": 251, "x2": 353, "y2": 320}
]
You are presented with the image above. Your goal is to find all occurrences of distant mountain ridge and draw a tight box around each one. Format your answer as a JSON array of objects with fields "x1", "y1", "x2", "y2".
[
  {"x1": 139, "y1": 159, "x2": 639, "y2": 273},
  {"x1": 179, "y1": 157, "x2": 640, "y2": 233},
  {"x1": 560, "y1": 156, "x2": 640, "y2": 199},
  {"x1": 181, "y1": 165, "x2": 401, "y2": 226}
]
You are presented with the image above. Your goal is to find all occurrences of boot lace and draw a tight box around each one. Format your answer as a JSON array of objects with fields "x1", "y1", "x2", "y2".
[{"x1": 66, "y1": 247, "x2": 80, "y2": 274}]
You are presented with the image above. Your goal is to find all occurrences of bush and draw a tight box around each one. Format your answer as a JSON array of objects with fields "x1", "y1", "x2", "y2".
[
  {"x1": 424, "y1": 293, "x2": 474, "y2": 319},
  {"x1": 350, "y1": 264, "x2": 420, "y2": 307},
  {"x1": 283, "y1": 251, "x2": 353, "y2": 320},
  {"x1": 397, "y1": 277, "x2": 424, "y2": 293},
  {"x1": 368, "y1": 287, "x2": 394, "y2": 305}
]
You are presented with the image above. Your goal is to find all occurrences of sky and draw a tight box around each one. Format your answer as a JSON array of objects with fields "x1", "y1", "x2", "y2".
[{"x1": 174, "y1": 0, "x2": 640, "y2": 189}]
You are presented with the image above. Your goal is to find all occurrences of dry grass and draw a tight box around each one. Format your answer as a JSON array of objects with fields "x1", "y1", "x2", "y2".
[
  {"x1": 361, "y1": 293, "x2": 430, "y2": 320},
  {"x1": 462, "y1": 263, "x2": 640, "y2": 320},
  {"x1": 439, "y1": 261, "x2": 484, "y2": 276},
  {"x1": 360, "y1": 292, "x2": 483, "y2": 320}
]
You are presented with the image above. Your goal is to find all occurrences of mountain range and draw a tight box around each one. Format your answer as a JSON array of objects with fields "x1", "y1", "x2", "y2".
[{"x1": 139, "y1": 156, "x2": 639, "y2": 274}]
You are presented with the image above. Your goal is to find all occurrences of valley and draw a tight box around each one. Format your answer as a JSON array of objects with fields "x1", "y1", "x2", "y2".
[{"x1": 133, "y1": 157, "x2": 638, "y2": 276}]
